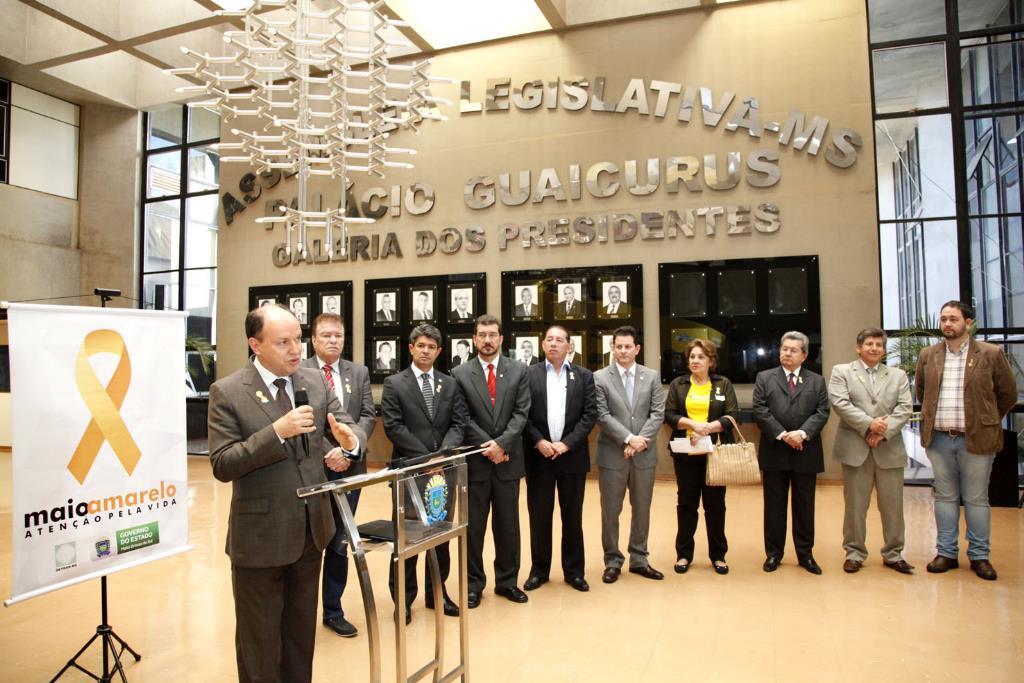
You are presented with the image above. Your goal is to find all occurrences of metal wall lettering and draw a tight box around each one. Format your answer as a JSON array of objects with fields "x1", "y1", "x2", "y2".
[
  {"x1": 699, "y1": 87, "x2": 735, "y2": 127},
  {"x1": 665, "y1": 156, "x2": 702, "y2": 192},
  {"x1": 677, "y1": 85, "x2": 698, "y2": 123},
  {"x1": 650, "y1": 80, "x2": 682, "y2": 118},
  {"x1": 547, "y1": 217, "x2": 571, "y2": 245},
  {"x1": 665, "y1": 209, "x2": 696, "y2": 238},
  {"x1": 590, "y1": 76, "x2": 617, "y2": 112},
  {"x1": 697, "y1": 206, "x2": 726, "y2": 234},
  {"x1": 485, "y1": 78, "x2": 511, "y2": 111},
  {"x1": 625, "y1": 158, "x2": 660, "y2": 195},
  {"x1": 499, "y1": 170, "x2": 531, "y2": 205},
  {"x1": 727, "y1": 206, "x2": 752, "y2": 234},
  {"x1": 825, "y1": 129, "x2": 862, "y2": 168},
  {"x1": 640, "y1": 212, "x2": 664, "y2": 239},
  {"x1": 611, "y1": 213, "x2": 637, "y2": 241},
  {"x1": 438, "y1": 227, "x2": 463, "y2": 253},
  {"x1": 460, "y1": 81, "x2": 482, "y2": 113},
  {"x1": 568, "y1": 164, "x2": 582, "y2": 199},
  {"x1": 522, "y1": 221, "x2": 546, "y2": 247},
  {"x1": 779, "y1": 110, "x2": 828, "y2": 155},
  {"x1": 465, "y1": 176, "x2": 495, "y2": 209},
  {"x1": 725, "y1": 97, "x2": 762, "y2": 137},
  {"x1": 572, "y1": 216, "x2": 596, "y2": 243},
  {"x1": 465, "y1": 226, "x2": 486, "y2": 252},
  {"x1": 512, "y1": 79, "x2": 544, "y2": 109},
  {"x1": 499, "y1": 223, "x2": 520, "y2": 249},
  {"x1": 703, "y1": 153, "x2": 742, "y2": 190},
  {"x1": 560, "y1": 77, "x2": 589, "y2": 111},
  {"x1": 360, "y1": 187, "x2": 389, "y2": 219},
  {"x1": 615, "y1": 79, "x2": 650, "y2": 115},
  {"x1": 533, "y1": 168, "x2": 568, "y2": 203},
  {"x1": 404, "y1": 182, "x2": 435, "y2": 215},
  {"x1": 746, "y1": 151, "x2": 781, "y2": 188},
  {"x1": 754, "y1": 204, "x2": 781, "y2": 232},
  {"x1": 544, "y1": 79, "x2": 560, "y2": 108},
  {"x1": 585, "y1": 162, "x2": 620, "y2": 197}
]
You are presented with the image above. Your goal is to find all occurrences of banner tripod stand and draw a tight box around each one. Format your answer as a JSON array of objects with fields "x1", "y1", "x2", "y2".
[
  {"x1": 51, "y1": 288, "x2": 141, "y2": 681},
  {"x1": 50, "y1": 576, "x2": 141, "y2": 682}
]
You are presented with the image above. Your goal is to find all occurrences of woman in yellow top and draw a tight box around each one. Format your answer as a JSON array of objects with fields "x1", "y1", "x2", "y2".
[{"x1": 664, "y1": 339, "x2": 740, "y2": 575}]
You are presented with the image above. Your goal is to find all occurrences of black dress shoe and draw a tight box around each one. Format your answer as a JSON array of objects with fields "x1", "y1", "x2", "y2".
[
  {"x1": 712, "y1": 560, "x2": 729, "y2": 576},
  {"x1": 323, "y1": 616, "x2": 358, "y2": 638},
  {"x1": 628, "y1": 565, "x2": 664, "y2": 580},
  {"x1": 566, "y1": 576, "x2": 590, "y2": 592},
  {"x1": 763, "y1": 556, "x2": 781, "y2": 572},
  {"x1": 673, "y1": 559, "x2": 690, "y2": 574},
  {"x1": 883, "y1": 559, "x2": 914, "y2": 575},
  {"x1": 798, "y1": 557, "x2": 823, "y2": 575},
  {"x1": 602, "y1": 567, "x2": 620, "y2": 584},
  {"x1": 495, "y1": 586, "x2": 529, "y2": 603},
  {"x1": 523, "y1": 574, "x2": 548, "y2": 591},
  {"x1": 425, "y1": 595, "x2": 460, "y2": 616},
  {"x1": 467, "y1": 591, "x2": 481, "y2": 609}
]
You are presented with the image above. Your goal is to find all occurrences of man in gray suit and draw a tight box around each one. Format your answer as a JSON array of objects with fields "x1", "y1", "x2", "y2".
[
  {"x1": 593, "y1": 325, "x2": 666, "y2": 583},
  {"x1": 208, "y1": 304, "x2": 365, "y2": 683},
  {"x1": 451, "y1": 314, "x2": 531, "y2": 608},
  {"x1": 828, "y1": 327, "x2": 914, "y2": 574},
  {"x1": 753, "y1": 330, "x2": 830, "y2": 575},
  {"x1": 381, "y1": 323, "x2": 467, "y2": 620},
  {"x1": 303, "y1": 313, "x2": 376, "y2": 638}
]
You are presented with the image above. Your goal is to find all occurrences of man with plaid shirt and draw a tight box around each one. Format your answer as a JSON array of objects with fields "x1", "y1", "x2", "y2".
[{"x1": 915, "y1": 301, "x2": 1017, "y2": 581}]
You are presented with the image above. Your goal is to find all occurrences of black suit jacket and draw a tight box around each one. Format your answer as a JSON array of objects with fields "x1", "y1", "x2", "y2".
[
  {"x1": 301, "y1": 357, "x2": 375, "y2": 476},
  {"x1": 523, "y1": 362, "x2": 597, "y2": 475},
  {"x1": 557, "y1": 300, "x2": 581, "y2": 318},
  {"x1": 665, "y1": 374, "x2": 740, "y2": 444},
  {"x1": 752, "y1": 366, "x2": 830, "y2": 473},
  {"x1": 381, "y1": 367, "x2": 467, "y2": 461},
  {"x1": 452, "y1": 356, "x2": 531, "y2": 482}
]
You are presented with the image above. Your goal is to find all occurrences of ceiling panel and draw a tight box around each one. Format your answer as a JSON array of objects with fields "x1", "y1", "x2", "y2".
[{"x1": 24, "y1": 4, "x2": 107, "y2": 65}]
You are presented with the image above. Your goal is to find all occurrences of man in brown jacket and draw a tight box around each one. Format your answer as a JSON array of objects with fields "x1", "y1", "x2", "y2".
[{"x1": 915, "y1": 301, "x2": 1017, "y2": 581}]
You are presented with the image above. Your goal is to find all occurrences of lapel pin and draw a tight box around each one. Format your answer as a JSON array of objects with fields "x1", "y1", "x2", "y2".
[
  {"x1": 569, "y1": 372, "x2": 575, "y2": 381},
  {"x1": 256, "y1": 390, "x2": 269, "y2": 403},
  {"x1": 798, "y1": 376, "x2": 804, "y2": 384},
  {"x1": 436, "y1": 382, "x2": 442, "y2": 394},
  {"x1": 968, "y1": 359, "x2": 974, "y2": 367}
]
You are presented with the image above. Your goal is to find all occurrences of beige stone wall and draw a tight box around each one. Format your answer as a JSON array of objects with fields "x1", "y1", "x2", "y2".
[{"x1": 215, "y1": 0, "x2": 876, "y2": 477}]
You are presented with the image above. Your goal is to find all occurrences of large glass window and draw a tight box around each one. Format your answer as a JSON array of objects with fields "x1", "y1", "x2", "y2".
[{"x1": 140, "y1": 105, "x2": 220, "y2": 353}]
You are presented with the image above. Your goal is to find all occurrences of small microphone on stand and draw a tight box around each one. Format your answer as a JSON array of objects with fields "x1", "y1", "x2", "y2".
[{"x1": 294, "y1": 388, "x2": 310, "y2": 457}]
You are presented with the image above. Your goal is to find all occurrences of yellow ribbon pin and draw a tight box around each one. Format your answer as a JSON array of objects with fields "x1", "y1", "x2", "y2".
[{"x1": 67, "y1": 329, "x2": 142, "y2": 484}]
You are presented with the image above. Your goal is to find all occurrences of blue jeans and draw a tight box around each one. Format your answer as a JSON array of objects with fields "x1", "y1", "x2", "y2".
[{"x1": 927, "y1": 432, "x2": 995, "y2": 560}]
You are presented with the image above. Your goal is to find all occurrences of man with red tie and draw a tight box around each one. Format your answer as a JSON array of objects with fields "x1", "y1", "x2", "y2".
[
  {"x1": 303, "y1": 313, "x2": 376, "y2": 638},
  {"x1": 451, "y1": 314, "x2": 532, "y2": 608}
]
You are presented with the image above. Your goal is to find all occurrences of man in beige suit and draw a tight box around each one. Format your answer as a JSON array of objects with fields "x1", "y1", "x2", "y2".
[
  {"x1": 828, "y1": 327, "x2": 913, "y2": 574},
  {"x1": 208, "y1": 304, "x2": 366, "y2": 682}
]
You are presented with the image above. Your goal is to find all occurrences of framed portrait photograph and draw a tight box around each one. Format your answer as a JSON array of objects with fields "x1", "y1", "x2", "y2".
[
  {"x1": 300, "y1": 338, "x2": 310, "y2": 361},
  {"x1": 554, "y1": 280, "x2": 584, "y2": 320},
  {"x1": 448, "y1": 285, "x2": 476, "y2": 323},
  {"x1": 567, "y1": 334, "x2": 584, "y2": 366},
  {"x1": 373, "y1": 288, "x2": 400, "y2": 325},
  {"x1": 511, "y1": 282, "x2": 541, "y2": 320},
  {"x1": 598, "y1": 280, "x2": 630, "y2": 319},
  {"x1": 512, "y1": 335, "x2": 541, "y2": 365},
  {"x1": 449, "y1": 337, "x2": 473, "y2": 368},
  {"x1": 410, "y1": 287, "x2": 436, "y2": 322},
  {"x1": 372, "y1": 337, "x2": 399, "y2": 375},
  {"x1": 288, "y1": 294, "x2": 310, "y2": 325},
  {"x1": 320, "y1": 292, "x2": 343, "y2": 316},
  {"x1": 601, "y1": 334, "x2": 615, "y2": 367},
  {"x1": 257, "y1": 296, "x2": 277, "y2": 308}
]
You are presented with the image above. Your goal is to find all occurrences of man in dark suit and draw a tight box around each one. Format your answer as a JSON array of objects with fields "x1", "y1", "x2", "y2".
[
  {"x1": 513, "y1": 287, "x2": 537, "y2": 318},
  {"x1": 376, "y1": 293, "x2": 396, "y2": 322},
  {"x1": 452, "y1": 314, "x2": 531, "y2": 608},
  {"x1": 451, "y1": 339, "x2": 471, "y2": 367},
  {"x1": 208, "y1": 304, "x2": 365, "y2": 683},
  {"x1": 557, "y1": 286, "x2": 581, "y2": 319},
  {"x1": 752, "y1": 330, "x2": 830, "y2": 575},
  {"x1": 523, "y1": 325, "x2": 597, "y2": 592},
  {"x1": 303, "y1": 313, "x2": 376, "y2": 639},
  {"x1": 375, "y1": 341, "x2": 397, "y2": 371},
  {"x1": 381, "y1": 323, "x2": 467, "y2": 621}
]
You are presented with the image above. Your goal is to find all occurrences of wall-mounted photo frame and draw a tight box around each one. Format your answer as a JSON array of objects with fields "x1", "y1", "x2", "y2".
[
  {"x1": 320, "y1": 292, "x2": 344, "y2": 316},
  {"x1": 287, "y1": 294, "x2": 310, "y2": 325},
  {"x1": 300, "y1": 338, "x2": 311, "y2": 361},
  {"x1": 448, "y1": 285, "x2": 476, "y2": 323},
  {"x1": 373, "y1": 288, "x2": 400, "y2": 325},
  {"x1": 512, "y1": 335, "x2": 541, "y2": 365},
  {"x1": 450, "y1": 336, "x2": 473, "y2": 368},
  {"x1": 512, "y1": 282, "x2": 541, "y2": 320},
  {"x1": 601, "y1": 333, "x2": 615, "y2": 367},
  {"x1": 568, "y1": 334, "x2": 584, "y2": 366},
  {"x1": 257, "y1": 296, "x2": 277, "y2": 308},
  {"x1": 598, "y1": 280, "x2": 630, "y2": 320},
  {"x1": 372, "y1": 337, "x2": 400, "y2": 375},
  {"x1": 410, "y1": 287, "x2": 436, "y2": 322},
  {"x1": 554, "y1": 280, "x2": 584, "y2": 320}
]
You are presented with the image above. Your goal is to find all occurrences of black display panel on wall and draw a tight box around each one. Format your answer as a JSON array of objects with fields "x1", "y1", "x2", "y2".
[
  {"x1": 501, "y1": 265, "x2": 644, "y2": 371},
  {"x1": 658, "y1": 256, "x2": 821, "y2": 385},
  {"x1": 364, "y1": 272, "x2": 486, "y2": 381},
  {"x1": 249, "y1": 280, "x2": 354, "y2": 362}
]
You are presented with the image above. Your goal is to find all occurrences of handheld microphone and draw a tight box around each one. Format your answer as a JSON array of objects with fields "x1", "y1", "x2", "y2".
[{"x1": 294, "y1": 388, "x2": 310, "y2": 456}]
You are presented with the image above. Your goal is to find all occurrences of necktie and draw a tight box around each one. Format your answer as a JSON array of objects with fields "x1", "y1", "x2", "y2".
[
  {"x1": 323, "y1": 364, "x2": 343, "y2": 403},
  {"x1": 273, "y1": 378, "x2": 292, "y2": 412},
  {"x1": 624, "y1": 369, "x2": 634, "y2": 408},
  {"x1": 487, "y1": 363, "x2": 496, "y2": 406},
  {"x1": 866, "y1": 366, "x2": 876, "y2": 389},
  {"x1": 788, "y1": 372, "x2": 796, "y2": 395},
  {"x1": 421, "y1": 372, "x2": 435, "y2": 419}
]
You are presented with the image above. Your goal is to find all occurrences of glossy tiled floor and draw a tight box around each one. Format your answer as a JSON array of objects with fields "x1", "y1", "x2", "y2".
[{"x1": 0, "y1": 452, "x2": 1020, "y2": 682}]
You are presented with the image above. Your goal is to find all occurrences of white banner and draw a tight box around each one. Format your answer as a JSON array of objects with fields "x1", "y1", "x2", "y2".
[{"x1": 5, "y1": 304, "x2": 191, "y2": 605}]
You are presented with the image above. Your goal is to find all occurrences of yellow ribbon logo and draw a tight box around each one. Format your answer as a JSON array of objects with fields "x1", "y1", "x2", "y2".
[{"x1": 68, "y1": 329, "x2": 141, "y2": 484}]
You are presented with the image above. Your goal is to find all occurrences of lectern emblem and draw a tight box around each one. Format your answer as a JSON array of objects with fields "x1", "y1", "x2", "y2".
[{"x1": 423, "y1": 474, "x2": 449, "y2": 525}]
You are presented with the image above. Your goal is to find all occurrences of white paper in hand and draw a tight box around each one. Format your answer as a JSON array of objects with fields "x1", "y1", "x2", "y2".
[{"x1": 670, "y1": 436, "x2": 714, "y2": 454}]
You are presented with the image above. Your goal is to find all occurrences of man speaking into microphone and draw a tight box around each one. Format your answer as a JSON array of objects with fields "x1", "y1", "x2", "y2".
[{"x1": 208, "y1": 304, "x2": 365, "y2": 683}]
